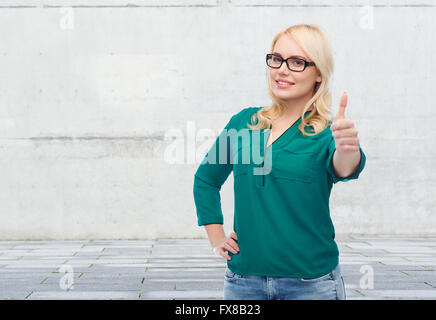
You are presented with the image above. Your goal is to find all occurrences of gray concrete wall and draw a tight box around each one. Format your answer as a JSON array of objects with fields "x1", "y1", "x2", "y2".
[{"x1": 0, "y1": 0, "x2": 434, "y2": 239}]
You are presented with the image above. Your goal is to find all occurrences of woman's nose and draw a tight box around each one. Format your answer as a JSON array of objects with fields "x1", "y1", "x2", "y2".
[{"x1": 279, "y1": 61, "x2": 290, "y2": 73}]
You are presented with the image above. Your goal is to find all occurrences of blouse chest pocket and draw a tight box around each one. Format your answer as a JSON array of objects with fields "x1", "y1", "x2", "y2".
[
  {"x1": 271, "y1": 148, "x2": 316, "y2": 183},
  {"x1": 232, "y1": 145, "x2": 250, "y2": 177}
]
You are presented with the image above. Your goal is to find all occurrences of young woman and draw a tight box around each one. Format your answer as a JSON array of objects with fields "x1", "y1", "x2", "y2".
[{"x1": 193, "y1": 24, "x2": 366, "y2": 300}]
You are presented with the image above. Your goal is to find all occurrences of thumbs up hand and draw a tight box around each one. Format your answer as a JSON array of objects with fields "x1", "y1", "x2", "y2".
[{"x1": 330, "y1": 92, "x2": 360, "y2": 153}]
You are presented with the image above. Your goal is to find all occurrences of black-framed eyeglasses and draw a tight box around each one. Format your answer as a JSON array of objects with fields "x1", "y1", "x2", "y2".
[{"x1": 266, "y1": 53, "x2": 316, "y2": 72}]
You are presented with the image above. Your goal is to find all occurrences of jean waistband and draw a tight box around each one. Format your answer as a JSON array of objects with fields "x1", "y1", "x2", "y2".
[{"x1": 330, "y1": 263, "x2": 342, "y2": 279}]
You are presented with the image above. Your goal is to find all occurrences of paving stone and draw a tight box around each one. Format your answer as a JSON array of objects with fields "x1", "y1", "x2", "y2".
[
  {"x1": 141, "y1": 280, "x2": 224, "y2": 292},
  {"x1": 398, "y1": 270, "x2": 436, "y2": 281},
  {"x1": 340, "y1": 251, "x2": 379, "y2": 257},
  {"x1": 366, "y1": 240, "x2": 436, "y2": 246},
  {"x1": 101, "y1": 245, "x2": 153, "y2": 250},
  {"x1": 0, "y1": 250, "x2": 33, "y2": 256},
  {"x1": 27, "y1": 290, "x2": 140, "y2": 300},
  {"x1": 3, "y1": 263, "x2": 65, "y2": 269},
  {"x1": 95, "y1": 255, "x2": 149, "y2": 259},
  {"x1": 0, "y1": 278, "x2": 46, "y2": 289},
  {"x1": 363, "y1": 263, "x2": 430, "y2": 271},
  {"x1": 3, "y1": 260, "x2": 70, "y2": 267},
  {"x1": 59, "y1": 259, "x2": 109, "y2": 265},
  {"x1": 89, "y1": 240, "x2": 155, "y2": 245},
  {"x1": 51, "y1": 266, "x2": 98, "y2": 273},
  {"x1": 101, "y1": 248, "x2": 151, "y2": 253},
  {"x1": 76, "y1": 275, "x2": 144, "y2": 283},
  {"x1": 73, "y1": 252, "x2": 109, "y2": 257},
  {"x1": 140, "y1": 290, "x2": 223, "y2": 300},
  {"x1": 0, "y1": 288, "x2": 33, "y2": 299},
  {"x1": 12, "y1": 245, "x2": 83, "y2": 250},
  {"x1": 92, "y1": 263, "x2": 149, "y2": 268},
  {"x1": 35, "y1": 282, "x2": 143, "y2": 292},
  {"x1": 340, "y1": 256, "x2": 416, "y2": 263},
  {"x1": 372, "y1": 281, "x2": 432, "y2": 290},
  {"x1": 173, "y1": 281, "x2": 224, "y2": 291},
  {"x1": 152, "y1": 248, "x2": 213, "y2": 253},
  {"x1": 23, "y1": 249, "x2": 79, "y2": 254},
  {"x1": 148, "y1": 254, "x2": 218, "y2": 259},
  {"x1": 73, "y1": 247, "x2": 106, "y2": 253},
  {"x1": 402, "y1": 257, "x2": 436, "y2": 263},
  {"x1": 373, "y1": 253, "x2": 436, "y2": 257},
  {"x1": 144, "y1": 268, "x2": 225, "y2": 279},
  {"x1": 146, "y1": 278, "x2": 224, "y2": 282},
  {"x1": 354, "y1": 289, "x2": 436, "y2": 299},
  {"x1": 52, "y1": 266, "x2": 147, "y2": 274},
  {"x1": 39, "y1": 273, "x2": 110, "y2": 285},
  {"x1": 375, "y1": 247, "x2": 436, "y2": 253},
  {"x1": 97, "y1": 265, "x2": 148, "y2": 272},
  {"x1": 343, "y1": 273, "x2": 410, "y2": 285},
  {"x1": 377, "y1": 260, "x2": 435, "y2": 267},
  {"x1": 344, "y1": 289, "x2": 364, "y2": 299},
  {"x1": 94, "y1": 259, "x2": 148, "y2": 264},
  {"x1": 148, "y1": 258, "x2": 221, "y2": 263},
  {"x1": 0, "y1": 258, "x2": 23, "y2": 262},
  {"x1": 18, "y1": 256, "x2": 75, "y2": 260},
  {"x1": 5, "y1": 265, "x2": 83, "y2": 272},
  {"x1": 0, "y1": 272, "x2": 49, "y2": 279},
  {"x1": 145, "y1": 262, "x2": 225, "y2": 268},
  {"x1": 141, "y1": 281, "x2": 178, "y2": 291},
  {"x1": 171, "y1": 239, "x2": 210, "y2": 245},
  {"x1": 423, "y1": 280, "x2": 436, "y2": 288},
  {"x1": 79, "y1": 273, "x2": 146, "y2": 280},
  {"x1": 0, "y1": 268, "x2": 57, "y2": 273},
  {"x1": 342, "y1": 243, "x2": 372, "y2": 250},
  {"x1": 3, "y1": 252, "x2": 75, "y2": 257},
  {"x1": 145, "y1": 269, "x2": 224, "y2": 280}
]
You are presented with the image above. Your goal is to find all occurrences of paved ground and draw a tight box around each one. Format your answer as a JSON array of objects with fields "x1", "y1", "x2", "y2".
[{"x1": 0, "y1": 236, "x2": 435, "y2": 300}]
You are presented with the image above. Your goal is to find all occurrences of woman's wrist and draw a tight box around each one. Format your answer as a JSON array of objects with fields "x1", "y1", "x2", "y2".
[{"x1": 204, "y1": 223, "x2": 227, "y2": 248}]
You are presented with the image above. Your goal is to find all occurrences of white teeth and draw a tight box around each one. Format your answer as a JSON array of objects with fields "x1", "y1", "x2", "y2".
[{"x1": 277, "y1": 81, "x2": 292, "y2": 85}]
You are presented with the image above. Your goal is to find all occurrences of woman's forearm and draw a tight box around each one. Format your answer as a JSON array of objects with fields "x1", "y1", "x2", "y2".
[
  {"x1": 204, "y1": 224, "x2": 227, "y2": 248},
  {"x1": 332, "y1": 149, "x2": 361, "y2": 178}
]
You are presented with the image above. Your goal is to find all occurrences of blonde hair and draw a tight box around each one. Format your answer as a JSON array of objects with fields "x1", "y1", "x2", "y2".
[{"x1": 247, "y1": 24, "x2": 334, "y2": 136}]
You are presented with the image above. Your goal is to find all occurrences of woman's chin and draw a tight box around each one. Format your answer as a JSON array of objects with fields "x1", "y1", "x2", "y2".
[{"x1": 275, "y1": 93, "x2": 297, "y2": 101}]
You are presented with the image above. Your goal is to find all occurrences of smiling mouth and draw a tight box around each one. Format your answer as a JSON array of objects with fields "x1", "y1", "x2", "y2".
[{"x1": 276, "y1": 80, "x2": 295, "y2": 87}]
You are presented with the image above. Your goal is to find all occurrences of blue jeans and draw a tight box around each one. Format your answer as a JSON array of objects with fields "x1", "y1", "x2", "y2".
[{"x1": 223, "y1": 263, "x2": 346, "y2": 300}]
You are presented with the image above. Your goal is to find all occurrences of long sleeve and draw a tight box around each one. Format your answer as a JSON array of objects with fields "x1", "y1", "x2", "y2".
[{"x1": 193, "y1": 115, "x2": 235, "y2": 226}]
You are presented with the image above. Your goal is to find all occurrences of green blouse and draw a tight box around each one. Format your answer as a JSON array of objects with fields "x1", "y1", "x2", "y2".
[{"x1": 193, "y1": 106, "x2": 367, "y2": 278}]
